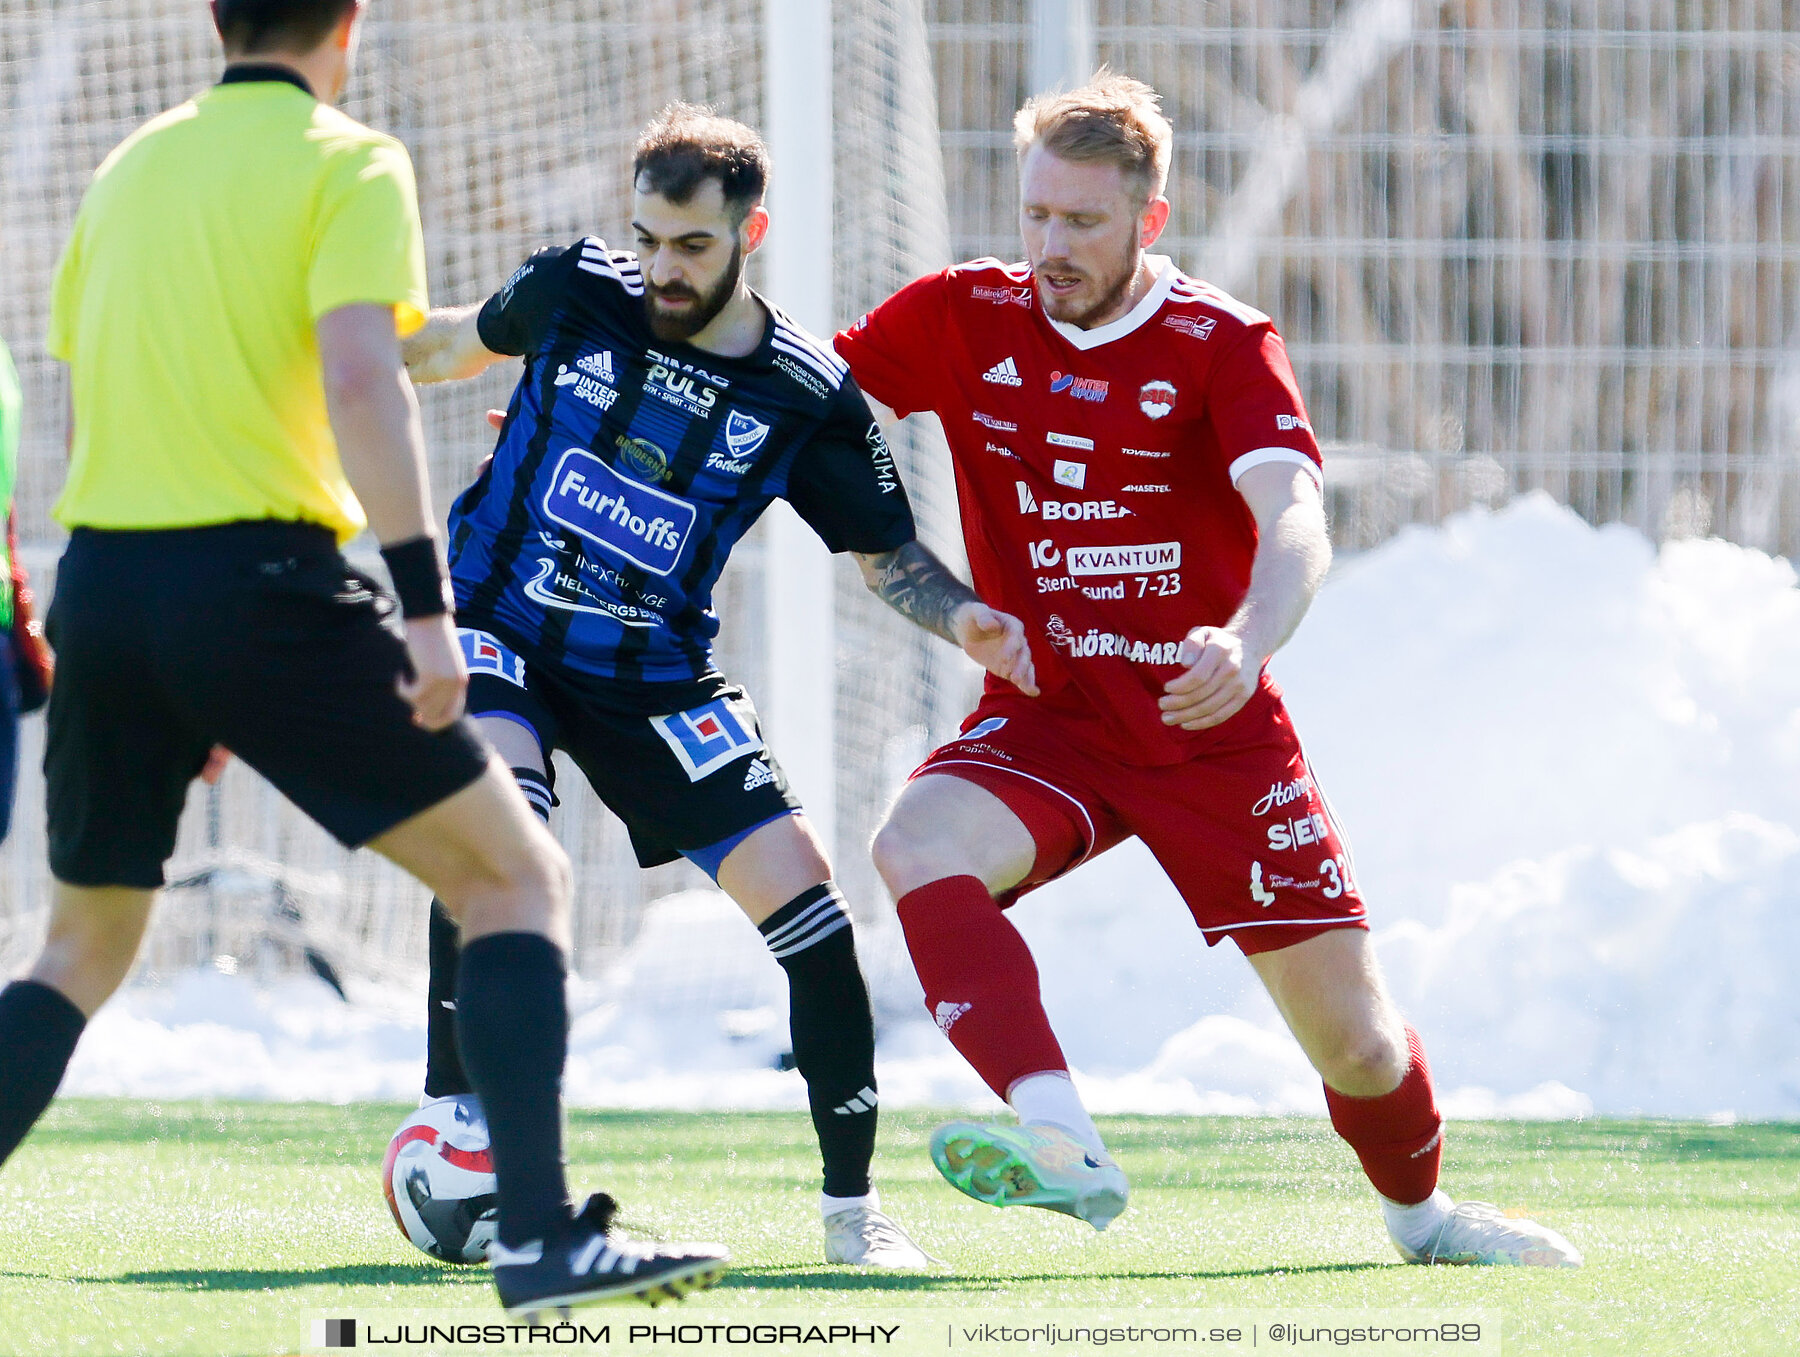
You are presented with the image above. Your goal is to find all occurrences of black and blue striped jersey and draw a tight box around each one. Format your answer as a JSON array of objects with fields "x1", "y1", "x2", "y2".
[{"x1": 446, "y1": 237, "x2": 915, "y2": 684}]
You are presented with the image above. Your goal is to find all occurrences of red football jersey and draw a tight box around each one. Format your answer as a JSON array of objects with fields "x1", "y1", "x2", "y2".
[{"x1": 835, "y1": 255, "x2": 1323, "y2": 765}]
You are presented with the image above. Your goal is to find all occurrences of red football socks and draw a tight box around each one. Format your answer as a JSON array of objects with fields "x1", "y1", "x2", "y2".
[
  {"x1": 1324, "y1": 1025, "x2": 1444, "y2": 1205},
  {"x1": 895, "y1": 875, "x2": 1067, "y2": 1099}
]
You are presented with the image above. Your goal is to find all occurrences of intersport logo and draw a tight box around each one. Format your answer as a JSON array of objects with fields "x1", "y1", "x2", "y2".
[{"x1": 1049, "y1": 371, "x2": 1109, "y2": 402}]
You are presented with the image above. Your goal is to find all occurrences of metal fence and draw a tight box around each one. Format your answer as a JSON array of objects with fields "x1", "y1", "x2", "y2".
[{"x1": 930, "y1": 0, "x2": 1800, "y2": 552}]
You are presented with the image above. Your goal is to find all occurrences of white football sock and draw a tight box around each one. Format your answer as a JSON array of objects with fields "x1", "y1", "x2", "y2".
[
  {"x1": 1381, "y1": 1188, "x2": 1454, "y2": 1252},
  {"x1": 821, "y1": 1188, "x2": 879, "y2": 1219},
  {"x1": 1009, "y1": 1071, "x2": 1108, "y2": 1159}
]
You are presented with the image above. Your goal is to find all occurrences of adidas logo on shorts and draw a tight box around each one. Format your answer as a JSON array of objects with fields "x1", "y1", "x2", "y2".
[
  {"x1": 743, "y1": 758, "x2": 776, "y2": 791},
  {"x1": 934, "y1": 1000, "x2": 973, "y2": 1033},
  {"x1": 982, "y1": 357, "x2": 1023, "y2": 386}
]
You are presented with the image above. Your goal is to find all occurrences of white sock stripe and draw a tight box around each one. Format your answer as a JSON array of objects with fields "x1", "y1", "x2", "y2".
[
  {"x1": 761, "y1": 906, "x2": 838, "y2": 952},
  {"x1": 767, "y1": 899, "x2": 848, "y2": 948},
  {"x1": 767, "y1": 908, "x2": 852, "y2": 958},
  {"x1": 761, "y1": 893, "x2": 848, "y2": 948},
  {"x1": 761, "y1": 891, "x2": 842, "y2": 936}
]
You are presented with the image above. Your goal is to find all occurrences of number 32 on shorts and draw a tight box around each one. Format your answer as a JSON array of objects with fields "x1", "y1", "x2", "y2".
[
  {"x1": 1248, "y1": 854, "x2": 1355, "y2": 906},
  {"x1": 1319, "y1": 854, "x2": 1352, "y2": 898}
]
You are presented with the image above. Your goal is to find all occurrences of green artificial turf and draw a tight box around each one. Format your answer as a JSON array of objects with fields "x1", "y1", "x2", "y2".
[{"x1": 0, "y1": 1103, "x2": 1791, "y2": 1356}]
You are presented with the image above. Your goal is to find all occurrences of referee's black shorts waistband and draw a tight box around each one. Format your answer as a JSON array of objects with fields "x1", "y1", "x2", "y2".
[
  {"x1": 45, "y1": 520, "x2": 489, "y2": 888},
  {"x1": 65, "y1": 518, "x2": 339, "y2": 555}
]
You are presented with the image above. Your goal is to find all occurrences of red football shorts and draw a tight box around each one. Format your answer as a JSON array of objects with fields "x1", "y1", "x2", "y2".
[{"x1": 910, "y1": 694, "x2": 1368, "y2": 956}]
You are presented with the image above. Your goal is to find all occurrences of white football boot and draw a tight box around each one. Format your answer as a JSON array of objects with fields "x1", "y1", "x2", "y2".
[
  {"x1": 822, "y1": 1205, "x2": 944, "y2": 1268},
  {"x1": 929, "y1": 1120, "x2": 1129, "y2": 1231},
  {"x1": 1392, "y1": 1199, "x2": 1584, "y2": 1267}
]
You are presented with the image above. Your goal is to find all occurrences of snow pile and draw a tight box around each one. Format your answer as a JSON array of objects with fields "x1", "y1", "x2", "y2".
[{"x1": 59, "y1": 496, "x2": 1800, "y2": 1118}]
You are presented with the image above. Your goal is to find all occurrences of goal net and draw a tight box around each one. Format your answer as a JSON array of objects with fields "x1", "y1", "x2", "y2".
[
  {"x1": 0, "y1": 0, "x2": 964, "y2": 986},
  {"x1": 5, "y1": 2, "x2": 1796, "y2": 993}
]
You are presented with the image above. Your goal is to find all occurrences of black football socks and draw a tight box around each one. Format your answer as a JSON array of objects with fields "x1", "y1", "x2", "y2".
[
  {"x1": 0, "y1": 980, "x2": 87, "y2": 1169},
  {"x1": 759, "y1": 883, "x2": 877, "y2": 1199},
  {"x1": 423, "y1": 899, "x2": 470, "y2": 1098},
  {"x1": 423, "y1": 766, "x2": 553, "y2": 1099},
  {"x1": 455, "y1": 931, "x2": 573, "y2": 1248}
]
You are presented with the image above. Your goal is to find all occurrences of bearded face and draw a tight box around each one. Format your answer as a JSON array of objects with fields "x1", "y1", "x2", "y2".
[
  {"x1": 1034, "y1": 231, "x2": 1139, "y2": 329},
  {"x1": 644, "y1": 237, "x2": 744, "y2": 344},
  {"x1": 1018, "y1": 145, "x2": 1156, "y2": 330}
]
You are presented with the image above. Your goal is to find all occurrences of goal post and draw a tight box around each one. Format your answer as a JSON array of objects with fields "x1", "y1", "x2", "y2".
[{"x1": 761, "y1": 0, "x2": 838, "y2": 854}]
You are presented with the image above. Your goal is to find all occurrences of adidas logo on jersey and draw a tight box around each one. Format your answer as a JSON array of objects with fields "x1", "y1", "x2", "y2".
[
  {"x1": 982, "y1": 357, "x2": 1023, "y2": 386},
  {"x1": 934, "y1": 1001, "x2": 973, "y2": 1033},
  {"x1": 743, "y1": 758, "x2": 777, "y2": 791},
  {"x1": 576, "y1": 350, "x2": 615, "y2": 383}
]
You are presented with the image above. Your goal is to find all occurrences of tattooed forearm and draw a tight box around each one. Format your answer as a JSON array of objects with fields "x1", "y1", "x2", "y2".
[{"x1": 855, "y1": 539, "x2": 978, "y2": 642}]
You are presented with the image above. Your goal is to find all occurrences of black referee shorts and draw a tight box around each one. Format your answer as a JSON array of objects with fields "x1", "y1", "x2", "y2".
[
  {"x1": 454, "y1": 624, "x2": 800, "y2": 877},
  {"x1": 45, "y1": 523, "x2": 490, "y2": 888}
]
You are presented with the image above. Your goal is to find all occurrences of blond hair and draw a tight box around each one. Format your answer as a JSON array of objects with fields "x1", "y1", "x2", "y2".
[{"x1": 1013, "y1": 69, "x2": 1172, "y2": 202}]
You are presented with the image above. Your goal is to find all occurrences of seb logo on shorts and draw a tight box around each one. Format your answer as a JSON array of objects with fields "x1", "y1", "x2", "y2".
[{"x1": 542, "y1": 448, "x2": 695, "y2": 577}]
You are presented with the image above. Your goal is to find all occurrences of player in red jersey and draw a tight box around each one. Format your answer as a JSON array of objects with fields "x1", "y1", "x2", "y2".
[{"x1": 835, "y1": 72, "x2": 1581, "y2": 1267}]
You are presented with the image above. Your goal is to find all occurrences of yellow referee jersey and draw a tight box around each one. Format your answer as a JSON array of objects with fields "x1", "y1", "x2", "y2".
[{"x1": 47, "y1": 72, "x2": 429, "y2": 543}]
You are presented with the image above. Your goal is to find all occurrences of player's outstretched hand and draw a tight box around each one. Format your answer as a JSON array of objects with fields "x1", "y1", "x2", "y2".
[
  {"x1": 1159, "y1": 625, "x2": 1258, "y2": 729},
  {"x1": 952, "y1": 602, "x2": 1038, "y2": 696},
  {"x1": 399, "y1": 614, "x2": 469, "y2": 730}
]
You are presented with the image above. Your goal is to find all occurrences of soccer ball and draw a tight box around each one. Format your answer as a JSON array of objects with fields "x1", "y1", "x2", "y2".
[{"x1": 381, "y1": 1095, "x2": 498, "y2": 1264}]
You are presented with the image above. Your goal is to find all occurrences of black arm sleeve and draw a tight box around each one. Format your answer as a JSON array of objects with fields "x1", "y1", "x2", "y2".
[
  {"x1": 475, "y1": 242, "x2": 582, "y2": 357},
  {"x1": 784, "y1": 378, "x2": 918, "y2": 554}
]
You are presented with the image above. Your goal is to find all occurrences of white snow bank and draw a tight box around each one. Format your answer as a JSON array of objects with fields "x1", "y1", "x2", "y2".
[{"x1": 58, "y1": 496, "x2": 1800, "y2": 1118}]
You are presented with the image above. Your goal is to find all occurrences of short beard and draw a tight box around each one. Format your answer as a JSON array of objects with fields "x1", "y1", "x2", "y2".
[
  {"x1": 1041, "y1": 239, "x2": 1140, "y2": 329},
  {"x1": 644, "y1": 241, "x2": 743, "y2": 343}
]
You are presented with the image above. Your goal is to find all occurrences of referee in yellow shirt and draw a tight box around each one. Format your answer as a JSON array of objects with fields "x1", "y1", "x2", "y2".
[{"x1": 0, "y1": 0, "x2": 724, "y2": 1312}]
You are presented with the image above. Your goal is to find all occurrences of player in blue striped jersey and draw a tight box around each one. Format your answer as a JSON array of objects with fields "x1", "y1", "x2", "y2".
[
  {"x1": 403, "y1": 105, "x2": 1037, "y2": 1271},
  {"x1": 446, "y1": 232, "x2": 896, "y2": 685}
]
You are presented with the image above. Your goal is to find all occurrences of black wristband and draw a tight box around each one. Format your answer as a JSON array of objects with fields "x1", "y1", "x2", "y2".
[{"x1": 379, "y1": 535, "x2": 453, "y2": 619}]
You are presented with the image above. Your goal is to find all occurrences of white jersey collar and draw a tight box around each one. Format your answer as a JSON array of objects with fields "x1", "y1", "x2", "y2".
[{"x1": 1044, "y1": 255, "x2": 1179, "y2": 351}]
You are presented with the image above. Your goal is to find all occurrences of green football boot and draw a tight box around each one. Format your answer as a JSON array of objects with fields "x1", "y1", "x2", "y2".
[{"x1": 929, "y1": 1120, "x2": 1129, "y2": 1231}]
